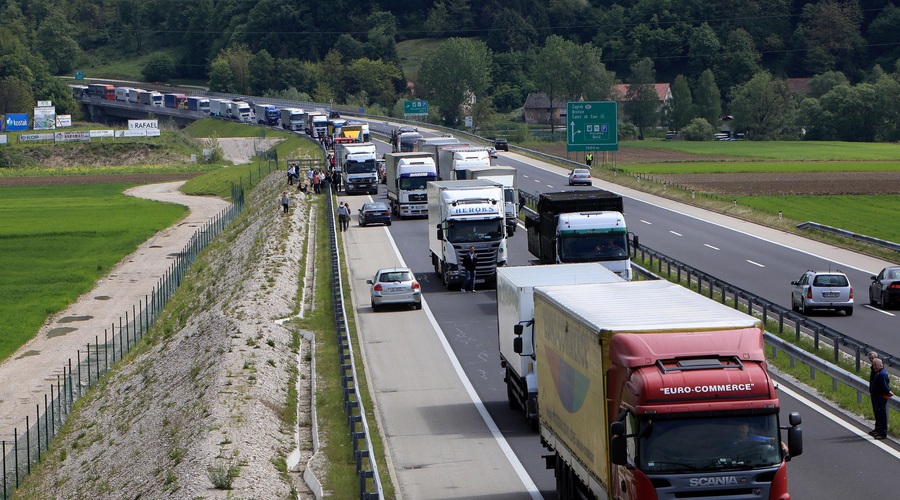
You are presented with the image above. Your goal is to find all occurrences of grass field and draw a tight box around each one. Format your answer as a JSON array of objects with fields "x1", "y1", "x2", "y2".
[
  {"x1": 621, "y1": 139, "x2": 900, "y2": 161},
  {"x1": 629, "y1": 161, "x2": 900, "y2": 174},
  {"x1": 0, "y1": 184, "x2": 186, "y2": 361}
]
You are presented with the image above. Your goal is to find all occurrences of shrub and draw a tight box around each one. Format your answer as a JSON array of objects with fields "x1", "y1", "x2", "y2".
[
  {"x1": 207, "y1": 457, "x2": 240, "y2": 489},
  {"x1": 682, "y1": 118, "x2": 718, "y2": 141}
]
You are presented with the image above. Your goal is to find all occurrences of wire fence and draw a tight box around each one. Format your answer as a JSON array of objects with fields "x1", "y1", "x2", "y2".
[{"x1": 1, "y1": 185, "x2": 245, "y2": 499}]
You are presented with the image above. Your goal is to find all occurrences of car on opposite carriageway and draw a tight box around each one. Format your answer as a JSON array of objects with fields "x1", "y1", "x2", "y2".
[{"x1": 791, "y1": 270, "x2": 853, "y2": 316}]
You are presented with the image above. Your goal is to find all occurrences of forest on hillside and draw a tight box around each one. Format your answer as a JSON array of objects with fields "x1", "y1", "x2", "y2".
[{"x1": 1, "y1": 0, "x2": 899, "y2": 140}]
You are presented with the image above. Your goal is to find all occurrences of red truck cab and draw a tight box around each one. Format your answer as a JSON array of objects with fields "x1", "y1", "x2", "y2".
[{"x1": 607, "y1": 329, "x2": 803, "y2": 500}]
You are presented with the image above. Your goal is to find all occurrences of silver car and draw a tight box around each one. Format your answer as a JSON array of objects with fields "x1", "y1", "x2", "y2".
[
  {"x1": 367, "y1": 267, "x2": 422, "y2": 312},
  {"x1": 791, "y1": 270, "x2": 853, "y2": 316}
]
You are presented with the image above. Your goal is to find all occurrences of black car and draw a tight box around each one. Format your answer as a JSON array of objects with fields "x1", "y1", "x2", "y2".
[
  {"x1": 397, "y1": 125, "x2": 416, "y2": 134},
  {"x1": 358, "y1": 202, "x2": 391, "y2": 226},
  {"x1": 493, "y1": 138, "x2": 509, "y2": 151},
  {"x1": 869, "y1": 266, "x2": 900, "y2": 309}
]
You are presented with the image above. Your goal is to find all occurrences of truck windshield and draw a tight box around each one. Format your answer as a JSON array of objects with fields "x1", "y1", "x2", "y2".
[
  {"x1": 447, "y1": 220, "x2": 504, "y2": 242},
  {"x1": 559, "y1": 234, "x2": 628, "y2": 262},
  {"x1": 639, "y1": 414, "x2": 781, "y2": 473},
  {"x1": 346, "y1": 159, "x2": 376, "y2": 174},
  {"x1": 398, "y1": 175, "x2": 435, "y2": 190}
]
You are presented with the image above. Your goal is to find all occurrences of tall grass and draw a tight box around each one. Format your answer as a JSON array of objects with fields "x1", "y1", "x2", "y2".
[{"x1": 0, "y1": 184, "x2": 186, "y2": 361}]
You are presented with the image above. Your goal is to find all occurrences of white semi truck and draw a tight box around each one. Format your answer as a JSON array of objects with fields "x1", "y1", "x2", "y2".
[
  {"x1": 467, "y1": 165, "x2": 518, "y2": 235},
  {"x1": 496, "y1": 264, "x2": 623, "y2": 428},
  {"x1": 335, "y1": 142, "x2": 379, "y2": 195},
  {"x1": 525, "y1": 189, "x2": 634, "y2": 280},
  {"x1": 436, "y1": 146, "x2": 492, "y2": 181},
  {"x1": 306, "y1": 112, "x2": 328, "y2": 138},
  {"x1": 384, "y1": 152, "x2": 437, "y2": 218},
  {"x1": 280, "y1": 108, "x2": 306, "y2": 131},
  {"x1": 427, "y1": 180, "x2": 507, "y2": 289}
]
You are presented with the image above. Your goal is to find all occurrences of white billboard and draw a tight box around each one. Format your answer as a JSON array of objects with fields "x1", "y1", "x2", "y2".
[{"x1": 128, "y1": 119, "x2": 159, "y2": 130}]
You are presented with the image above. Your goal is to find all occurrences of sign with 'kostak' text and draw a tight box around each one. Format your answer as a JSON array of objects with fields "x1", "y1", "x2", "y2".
[
  {"x1": 5, "y1": 114, "x2": 29, "y2": 131},
  {"x1": 128, "y1": 119, "x2": 159, "y2": 130}
]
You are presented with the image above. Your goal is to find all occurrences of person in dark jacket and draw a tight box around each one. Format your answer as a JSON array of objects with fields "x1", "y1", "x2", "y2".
[
  {"x1": 870, "y1": 357, "x2": 894, "y2": 439},
  {"x1": 461, "y1": 246, "x2": 477, "y2": 293}
]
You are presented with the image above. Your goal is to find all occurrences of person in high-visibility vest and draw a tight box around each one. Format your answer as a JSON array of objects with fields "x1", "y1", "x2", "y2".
[{"x1": 586, "y1": 153, "x2": 593, "y2": 168}]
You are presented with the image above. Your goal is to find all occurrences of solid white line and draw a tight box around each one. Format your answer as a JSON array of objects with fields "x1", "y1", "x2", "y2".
[
  {"x1": 863, "y1": 305, "x2": 896, "y2": 317},
  {"x1": 747, "y1": 260, "x2": 766, "y2": 268},
  {"x1": 670, "y1": 231, "x2": 683, "y2": 237},
  {"x1": 704, "y1": 244, "x2": 720, "y2": 250},
  {"x1": 776, "y1": 383, "x2": 900, "y2": 458},
  {"x1": 383, "y1": 229, "x2": 543, "y2": 498}
]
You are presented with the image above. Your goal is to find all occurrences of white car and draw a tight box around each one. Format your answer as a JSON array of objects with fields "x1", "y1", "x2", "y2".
[
  {"x1": 791, "y1": 270, "x2": 853, "y2": 316},
  {"x1": 367, "y1": 267, "x2": 422, "y2": 312},
  {"x1": 568, "y1": 168, "x2": 592, "y2": 186}
]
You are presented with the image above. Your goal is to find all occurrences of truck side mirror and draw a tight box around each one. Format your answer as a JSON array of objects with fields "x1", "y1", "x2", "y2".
[
  {"x1": 436, "y1": 225, "x2": 443, "y2": 240},
  {"x1": 513, "y1": 324, "x2": 524, "y2": 336},
  {"x1": 631, "y1": 233, "x2": 639, "y2": 251},
  {"x1": 609, "y1": 421, "x2": 627, "y2": 465},
  {"x1": 513, "y1": 336, "x2": 523, "y2": 354},
  {"x1": 786, "y1": 412, "x2": 802, "y2": 459}
]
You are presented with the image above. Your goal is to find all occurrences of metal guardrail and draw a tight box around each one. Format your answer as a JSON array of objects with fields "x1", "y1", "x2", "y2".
[
  {"x1": 1, "y1": 185, "x2": 246, "y2": 499},
  {"x1": 629, "y1": 243, "x2": 900, "y2": 419},
  {"x1": 325, "y1": 184, "x2": 383, "y2": 499},
  {"x1": 797, "y1": 222, "x2": 900, "y2": 253}
]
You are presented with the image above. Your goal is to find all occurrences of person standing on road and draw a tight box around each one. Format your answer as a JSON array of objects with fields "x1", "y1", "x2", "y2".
[
  {"x1": 870, "y1": 357, "x2": 893, "y2": 439},
  {"x1": 280, "y1": 191, "x2": 290, "y2": 215},
  {"x1": 461, "y1": 246, "x2": 478, "y2": 293},
  {"x1": 338, "y1": 202, "x2": 350, "y2": 231},
  {"x1": 585, "y1": 152, "x2": 593, "y2": 169}
]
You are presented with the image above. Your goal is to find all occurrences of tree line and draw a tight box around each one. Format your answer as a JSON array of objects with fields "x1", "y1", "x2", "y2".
[{"x1": 1, "y1": 0, "x2": 898, "y2": 141}]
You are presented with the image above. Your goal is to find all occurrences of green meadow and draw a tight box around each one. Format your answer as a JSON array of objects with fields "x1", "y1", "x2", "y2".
[
  {"x1": 0, "y1": 184, "x2": 186, "y2": 360},
  {"x1": 0, "y1": 121, "x2": 322, "y2": 362}
]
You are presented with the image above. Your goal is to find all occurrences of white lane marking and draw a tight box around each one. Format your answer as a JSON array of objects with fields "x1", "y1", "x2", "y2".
[
  {"x1": 383, "y1": 231, "x2": 543, "y2": 498},
  {"x1": 704, "y1": 244, "x2": 720, "y2": 250},
  {"x1": 777, "y1": 383, "x2": 900, "y2": 458},
  {"x1": 640, "y1": 220, "x2": 652, "y2": 225},
  {"x1": 863, "y1": 305, "x2": 896, "y2": 317},
  {"x1": 670, "y1": 231, "x2": 682, "y2": 237},
  {"x1": 747, "y1": 260, "x2": 766, "y2": 268}
]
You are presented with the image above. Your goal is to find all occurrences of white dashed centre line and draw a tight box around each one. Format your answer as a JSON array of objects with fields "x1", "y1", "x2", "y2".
[
  {"x1": 640, "y1": 220, "x2": 652, "y2": 225},
  {"x1": 747, "y1": 260, "x2": 766, "y2": 268},
  {"x1": 704, "y1": 244, "x2": 720, "y2": 250},
  {"x1": 670, "y1": 231, "x2": 683, "y2": 237}
]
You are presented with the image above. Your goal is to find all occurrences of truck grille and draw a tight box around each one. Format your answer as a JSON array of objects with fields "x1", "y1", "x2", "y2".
[
  {"x1": 408, "y1": 193, "x2": 426, "y2": 202},
  {"x1": 455, "y1": 245, "x2": 499, "y2": 279}
]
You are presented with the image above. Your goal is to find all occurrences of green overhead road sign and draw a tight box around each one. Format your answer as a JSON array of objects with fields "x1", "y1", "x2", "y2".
[
  {"x1": 567, "y1": 101, "x2": 618, "y2": 152},
  {"x1": 404, "y1": 100, "x2": 428, "y2": 115}
]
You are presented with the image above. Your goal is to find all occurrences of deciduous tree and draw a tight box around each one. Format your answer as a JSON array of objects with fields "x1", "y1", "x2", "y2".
[
  {"x1": 730, "y1": 71, "x2": 795, "y2": 140},
  {"x1": 417, "y1": 38, "x2": 492, "y2": 126}
]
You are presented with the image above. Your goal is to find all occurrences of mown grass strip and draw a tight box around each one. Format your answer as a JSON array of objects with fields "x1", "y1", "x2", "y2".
[{"x1": 621, "y1": 140, "x2": 900, "y2": 161}]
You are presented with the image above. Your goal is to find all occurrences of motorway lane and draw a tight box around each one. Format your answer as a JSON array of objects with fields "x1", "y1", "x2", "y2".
[{"x1": 337, "y1": 199, "x2": 543, "y2": 499}]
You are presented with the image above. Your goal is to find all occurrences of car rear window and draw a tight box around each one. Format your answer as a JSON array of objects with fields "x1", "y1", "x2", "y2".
[
  {"x1": 813, "y1": 275, "x2": 848, "y2": 287},
  {"x1": 381, "y1": 272, "x2": 411, "y2": 282}
]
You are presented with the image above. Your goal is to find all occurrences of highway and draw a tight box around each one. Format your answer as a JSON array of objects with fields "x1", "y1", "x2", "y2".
[{"x1": 335, "y1": 128, "x2": 900, "y2": 498}]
